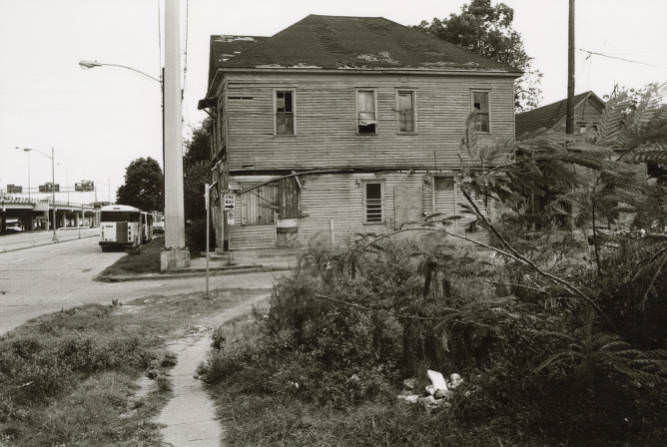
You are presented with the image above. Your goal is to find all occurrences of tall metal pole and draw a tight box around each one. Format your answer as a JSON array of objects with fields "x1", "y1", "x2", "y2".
[
  {"x1": 205, "y1": 183, "x2": 210, "y2": 298},
  {"x1": 161, "y1": 0, "x2": 189, "y2": 270},
  {"x1": 52, "y1": 147, "x2": 58, "y2": 241},
  {"x1": 565, "y1": 0, "x2": 575, "y2": 134},
  {"x1": 27, "y1": 150, "x2": 31, "y2": 202}
]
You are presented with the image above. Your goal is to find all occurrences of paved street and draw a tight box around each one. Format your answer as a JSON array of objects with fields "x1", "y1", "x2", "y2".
[
  {"x1": 0, "y1": 236, "x2": 280, "y2": 334},
  {"x1": 0, "y1": 227, "x2": 100, "y2": 253}
]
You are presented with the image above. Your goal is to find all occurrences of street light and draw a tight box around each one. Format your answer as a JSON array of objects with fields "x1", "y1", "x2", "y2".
[
  {"x1": 78, "y1": 60, "x2": 165, "y2": 170},
  {"x1": 14, "y1": 147, "x2": 31, "y2": 201},
  {"x1": 15, "y1": 146, "x2": 59, "y2": 241},
  {"x1": 78, "y1": 60, "x2": 162, "y2": 83}
]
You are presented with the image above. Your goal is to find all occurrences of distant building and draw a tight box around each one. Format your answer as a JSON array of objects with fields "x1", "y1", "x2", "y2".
[
  {"x1": 199, "y1": 14, "x2": 521, "y2": 251},
  {"x1": 515, "y1": 91, "x2": 605, "y2": 140}
]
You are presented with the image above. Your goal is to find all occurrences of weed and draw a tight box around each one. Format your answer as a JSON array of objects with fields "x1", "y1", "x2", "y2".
[{"x1": 156, "y1": 375, "x2": 172, "y2": 393}]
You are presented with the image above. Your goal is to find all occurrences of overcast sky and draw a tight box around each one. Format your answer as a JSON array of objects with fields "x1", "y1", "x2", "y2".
[{"x1": 1, "y1": 0, "x2": 665, "y2": 203}]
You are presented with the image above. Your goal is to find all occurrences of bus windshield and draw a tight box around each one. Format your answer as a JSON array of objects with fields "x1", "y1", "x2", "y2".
[{"x1": 101, "y1": 211, "x2": 140, "y2": 222}]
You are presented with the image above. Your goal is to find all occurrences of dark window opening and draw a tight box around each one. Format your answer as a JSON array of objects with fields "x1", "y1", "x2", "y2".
[
  {"x1": 276, "y1": 91, "x2": 294, "y2": 135},
  {"x1": 398, "y1": 91, "x2": 415, "y2": 132},
  {"x1": 472, "y1": 91, "x2": 489, "y2": 132},
  {"x1": 435, "y1": 177, "x2": 454, "y2": 192},
  {"x1": 101, "y1": 212, "x2": 140, "y2": 222},
  {"x1": 365, "y1": 183, "x2": 383, "y2": 223},
  {"x1": 357, "y1": 90, "x2": 377, "y2": 134}
]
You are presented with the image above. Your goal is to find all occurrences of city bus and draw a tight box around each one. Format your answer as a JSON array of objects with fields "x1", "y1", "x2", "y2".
[{"x1": 99, "y1": 205, "x2": 148, "y2": 251}]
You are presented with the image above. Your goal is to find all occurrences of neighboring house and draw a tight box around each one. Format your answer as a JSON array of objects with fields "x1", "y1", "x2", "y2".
[
  {"x1": 515, "y1": 91, "x2": 605, "y2": 140},
  {"x1": 198, "y1": 14, "x2": 520, "y2": 251}
]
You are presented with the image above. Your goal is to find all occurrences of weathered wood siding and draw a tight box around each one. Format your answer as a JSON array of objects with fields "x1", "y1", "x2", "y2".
[
  {"x1": 551, "y1": 97, "x2": 604, "y2": 133},
  {"x1": 227, "y1": 171, "x2": 489, "y2": 249},
  {"x1": 229, "y1": 224, "x2": 276, "y2": 250},
  {"x1": 219, "y1": 72, "x2": 515, "y2": 171}
]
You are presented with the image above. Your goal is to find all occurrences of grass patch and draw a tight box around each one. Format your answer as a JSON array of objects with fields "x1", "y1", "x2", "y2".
[
  {"x1": 98, "y1": 237, "x2": 163, "y2": 277},
  {"x1": 0, "y1": 287, "x2": 270, "y2": 447}
]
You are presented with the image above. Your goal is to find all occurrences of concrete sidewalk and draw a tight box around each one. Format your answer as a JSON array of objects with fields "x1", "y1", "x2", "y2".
[
  {"x1": 98, "y1": 247, "x2": 300, "y2": 282},
  {"x1": 0, "y1": 227, "x2": 100, "y2": 254}
]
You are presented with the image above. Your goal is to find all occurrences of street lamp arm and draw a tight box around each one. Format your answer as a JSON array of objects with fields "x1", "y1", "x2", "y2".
[{"x1": 78, "y1": 60, "x2": 161, "y2": 84}]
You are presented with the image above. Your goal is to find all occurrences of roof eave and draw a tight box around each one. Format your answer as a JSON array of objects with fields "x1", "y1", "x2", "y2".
[{"x1": 214, "y1": 66, "x2": 522, "y2": 77}]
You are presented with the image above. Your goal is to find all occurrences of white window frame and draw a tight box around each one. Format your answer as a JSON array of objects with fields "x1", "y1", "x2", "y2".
[
  {"x1": 470, "y1": 89, "x2": 491, "y2": 133},
  {"x1": 273, "y1": 88, "x2": 296, "y2": 136},
  {"x1": 396, "y1": 89, "x2": 417, "y2": 134},
  {"x1": 355, "y1": 88, "x2": 378, "y2": 135},
  {"x1": 362, "y1": 180, "x2": 384, "y2": 224}
]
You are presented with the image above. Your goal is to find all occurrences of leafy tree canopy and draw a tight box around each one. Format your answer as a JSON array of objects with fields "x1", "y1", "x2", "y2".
[
  {"x1": 184, "y1": 118, "x2": 212, "y2": 221},
  {"x1": 116, "y1": 157, "x2": 164, "y2": 212},
  {"x1": 416, "y1": 0, "x2": 543, "y2": 111}
]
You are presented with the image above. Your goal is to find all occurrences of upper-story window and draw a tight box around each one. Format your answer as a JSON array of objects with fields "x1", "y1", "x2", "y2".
[
  {"x1": 357, "y1": 89, "x2": 377, "y2": 134},
  {"x1": 397, "y1": 90, "x2": 416, "y2": 133},
  {"x1": 275, "y1": 90, "x2": 295, "y2": 135},
  {"x1": 472, "y1": 91, "x2": 490, "y2": 133}
]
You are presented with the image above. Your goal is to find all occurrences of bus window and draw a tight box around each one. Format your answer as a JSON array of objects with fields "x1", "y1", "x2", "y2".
[{"x1": 100, "y1": 211, "x2": 140, "y2": 222}]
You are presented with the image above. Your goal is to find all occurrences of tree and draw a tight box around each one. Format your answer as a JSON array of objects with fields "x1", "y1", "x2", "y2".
[
  {"x1": 116, "y1": 157, "x2": 164, "y2": 211},
  {"x1": 183, "y1": 118, "x2": 214, "y2": 253},
  {"x1": 416, "y1": 0, "x2": 542, "y2": 111},
  {"x1": 183, "y1": 117, "x2": 212, "y2": 221}
]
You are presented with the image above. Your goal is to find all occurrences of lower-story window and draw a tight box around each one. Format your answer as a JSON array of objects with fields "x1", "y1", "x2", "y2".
[{"x1": 364, "y1": 182, "x2": 383, "y2": 223}]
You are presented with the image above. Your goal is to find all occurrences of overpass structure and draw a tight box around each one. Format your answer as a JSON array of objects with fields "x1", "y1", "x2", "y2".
[{"x1": 0, "y1": 195, "x2": 100, "y2": 233}]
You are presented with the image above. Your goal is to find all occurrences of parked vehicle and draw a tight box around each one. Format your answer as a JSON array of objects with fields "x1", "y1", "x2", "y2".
[
  {"x1": 153, "y1": 218, "x2": 165, "y2": 234},
  {"x1": 4, "y1": 219, "x2": 22, "y2": 233},
  {"x1": 99, "y1": 205, "x2": 153, "y2": 251}
]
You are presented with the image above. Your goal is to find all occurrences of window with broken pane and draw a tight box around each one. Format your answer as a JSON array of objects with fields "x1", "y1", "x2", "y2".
[
  {"x1": 357, "y1": 90, "x2": 376, "y2": 134},
  {"x1": 472, "y1": 91, "x2": 489, "y2": 132},
  {"x1": 364, "y1": 182, "x2": 383, "y2": 223},
  {"x1": 397, "y1": 91, "x2": 415, "y2": 132},
  {"x1": 275, "y1": 90, "x2": 294, "y2": 135}
]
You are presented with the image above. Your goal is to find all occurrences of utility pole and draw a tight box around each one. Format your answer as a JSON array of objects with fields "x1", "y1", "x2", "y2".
[
  {"x1": 51, "y1": 147, "x2": 58, "y2": 242},
  {"x1": 565, "y1": 0, "x2": 575, "y2": 134},
  {"x1": 161, "y1": 0, "x2": 189, "y2": 271}
]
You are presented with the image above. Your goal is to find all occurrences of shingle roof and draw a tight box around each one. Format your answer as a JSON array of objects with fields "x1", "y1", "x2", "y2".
[
  {"x1": 208, "y1": 35, "x2": 267, "y2": 83},
  {"x1": 515, "y1": 91, "x2": 605, "y2": 138},
  {"x1": 209, "y1": 14, "x2": 519, "y2": 73}
]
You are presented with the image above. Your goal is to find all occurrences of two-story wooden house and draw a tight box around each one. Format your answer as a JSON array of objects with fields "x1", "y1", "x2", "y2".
[{"x1": 198, "y1": 14, "x2": 520, "y2": 251}]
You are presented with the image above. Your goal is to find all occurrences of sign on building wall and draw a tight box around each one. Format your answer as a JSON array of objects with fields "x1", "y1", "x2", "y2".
[
  {"x1": 223, "y1": 193, "x2": 236, "y2": 210},
  {"x1": 6, "y1": 184, "x2": 22, "y2": 193}
]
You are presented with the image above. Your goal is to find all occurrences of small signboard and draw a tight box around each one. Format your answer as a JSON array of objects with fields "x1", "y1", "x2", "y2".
[
  {"x1": 39, "y1": 183, "x2": 60, "y2": 193},
  {"x1": 226, "y1": 211, "x2": 235, "y2": 225},
  {"x1": 75, "y1": 180, "x2": 94, "y2": 192},
  {"x1": 6, "y1": 184, "x2": 22, "y2": 194},
  {"x1": 223, "y1": 193, "x2": 235, "y2": 210}
]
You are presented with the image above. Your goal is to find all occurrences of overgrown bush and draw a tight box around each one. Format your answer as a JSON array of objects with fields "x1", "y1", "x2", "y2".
[{"x1": 203, "y1": 231, "x2": 666, "y2": 445}]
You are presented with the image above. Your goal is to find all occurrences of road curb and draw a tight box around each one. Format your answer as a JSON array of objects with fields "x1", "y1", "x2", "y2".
[
  {"x1": 96, "y1": 265, "x2": 291, "y2": 282},
  {"x1": 0, "y1": 233, "x2": 99, "y2": 255}
]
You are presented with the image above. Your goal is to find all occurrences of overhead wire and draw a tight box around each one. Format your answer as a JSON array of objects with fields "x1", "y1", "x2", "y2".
[
  {"x1": 157, "y1": 0, "x2": 162, "y2": 74},
  {"x1": 578, "y1": 48, "x2": 658, "y2": 68}
]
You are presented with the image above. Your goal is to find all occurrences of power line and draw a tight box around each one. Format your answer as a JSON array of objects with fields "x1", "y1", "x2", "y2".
[
  {"x1": 579, "y1": 48, "x2": 658, "y2": 68},
  {"x1": 157, "y1": 0, "x2": 162, "y2": 74}
]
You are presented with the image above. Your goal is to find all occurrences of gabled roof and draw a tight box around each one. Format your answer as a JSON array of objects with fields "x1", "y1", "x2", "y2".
[
  {"x1": 209, "y1": 14, "x2": 519, "y2": 74},
  {"x1": 515, "y1": 91, "x2": 605, "y2": 138}
]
